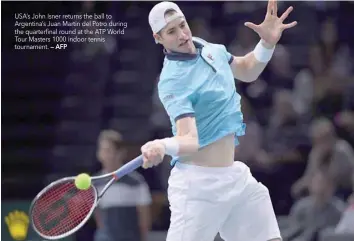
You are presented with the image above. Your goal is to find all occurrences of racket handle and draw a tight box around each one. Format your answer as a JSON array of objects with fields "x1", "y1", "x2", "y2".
[{"x1": 114, "y1": 155, "x2": 144, "y2": 179}]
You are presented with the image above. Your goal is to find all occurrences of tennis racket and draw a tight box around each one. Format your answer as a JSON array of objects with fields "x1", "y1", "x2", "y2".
[{"x1": 29, "y1": 155, "x2": 144, "y2": 240}]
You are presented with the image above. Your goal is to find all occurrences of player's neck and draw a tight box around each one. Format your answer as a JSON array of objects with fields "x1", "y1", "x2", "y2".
[{"x1": 165, "y1": 43, "x2": 197, "y2": 55}]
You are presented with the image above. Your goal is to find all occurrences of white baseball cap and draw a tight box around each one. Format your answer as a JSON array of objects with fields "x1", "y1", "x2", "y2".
[{"x1": 148, "y1": 1, "x2": 185, "y2": 41}]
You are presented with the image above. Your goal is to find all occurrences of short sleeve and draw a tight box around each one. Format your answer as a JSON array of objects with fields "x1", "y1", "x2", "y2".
[
  {"x1": 158, "y1": 78, "x2": 195, "y2": 122},
  {"x1": 213, "y1": 43, "x2": 234, "y2": 64}
]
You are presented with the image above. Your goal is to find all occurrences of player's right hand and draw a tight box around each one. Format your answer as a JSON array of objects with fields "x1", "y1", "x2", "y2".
[{"x1": 141, "y1": 140, "x2": 166, "y2": 169}]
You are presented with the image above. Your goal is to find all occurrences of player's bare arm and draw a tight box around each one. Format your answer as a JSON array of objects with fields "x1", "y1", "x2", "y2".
[
  {"x1": 141, "y1": 116, "x2": 199, "y2": 169},
  {"x1": 174, "y1": 116, "x2": 199, "y2": 153},
  {"x1": 231, "y1": 0, "x2": 297, "y2": 82}
]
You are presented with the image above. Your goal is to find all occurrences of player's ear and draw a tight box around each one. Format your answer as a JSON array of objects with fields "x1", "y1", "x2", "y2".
[{"x1": 153, "y1": 33, "x2": 162, "y2": 44}]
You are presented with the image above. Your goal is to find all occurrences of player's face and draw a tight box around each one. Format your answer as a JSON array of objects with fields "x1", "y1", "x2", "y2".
[{"x1": 157, "y1": 18, "x2": 194, "y2": 54}]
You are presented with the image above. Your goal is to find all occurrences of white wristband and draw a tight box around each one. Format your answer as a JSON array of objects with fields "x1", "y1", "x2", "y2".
[
  {"x1": 253, "y1": 40, "x2": 275, "y2": 63},
  {"x1": 161, "y1": 138, "x2": 179, "y2": 156}
]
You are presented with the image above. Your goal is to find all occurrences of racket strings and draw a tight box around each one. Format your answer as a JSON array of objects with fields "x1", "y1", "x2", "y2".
[{"x1": 31, "y1": 181, "x2": 96, "y2": 237}]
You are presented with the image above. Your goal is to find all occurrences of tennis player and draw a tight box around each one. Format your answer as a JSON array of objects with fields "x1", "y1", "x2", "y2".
[{"x1": 141, "y1": 1, "x2": 297, "y2": 240}]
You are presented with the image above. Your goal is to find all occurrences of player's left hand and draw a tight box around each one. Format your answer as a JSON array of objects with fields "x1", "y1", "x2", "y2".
[
  {"x1": 244, "y1": 0, "x2": 297, "y2": 48},
  {"x1": 141, "y1": 140, "x2": 166, "y2": 169}
]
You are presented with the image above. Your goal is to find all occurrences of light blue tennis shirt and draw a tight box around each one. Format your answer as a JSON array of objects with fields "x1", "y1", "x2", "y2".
[{"x1": 158, "y1": 37, "x2": 246, "y2": 166}]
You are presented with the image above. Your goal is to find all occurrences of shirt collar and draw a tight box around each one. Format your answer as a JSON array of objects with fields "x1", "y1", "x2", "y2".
[{"x1": 164, "y1": 41, "x2": 204, "y2": 61}]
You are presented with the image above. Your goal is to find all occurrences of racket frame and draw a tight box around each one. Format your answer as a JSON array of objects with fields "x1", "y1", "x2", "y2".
[
  {"x1": 29, "y1": 176, "x2": 99, "y2": 240},
  {"x1": 29, "y1": 155, "x2": 143, "y2": 240}
]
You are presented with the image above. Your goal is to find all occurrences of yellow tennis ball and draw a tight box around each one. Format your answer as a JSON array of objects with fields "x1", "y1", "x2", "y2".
[{"x1": 74, "y1": 173, "x2": 91, "y2": 190}]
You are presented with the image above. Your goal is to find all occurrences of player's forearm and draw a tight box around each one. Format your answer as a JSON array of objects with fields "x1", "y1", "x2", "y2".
[
  {"x1": 233, "y1": 54, "x2": 267, "y2": 82},
  {"x1": 231, "y1": 40, "x2": 275, "y2": 82},
  {"x1": 174, "y1": 134, "x2": 199, "y2": 155},
  {"x1": 161, "y1": 134, "x2": 199, "y2": 157},
  {"x1": 161, "y1": 116, "x2": 199, "y2": 157}
]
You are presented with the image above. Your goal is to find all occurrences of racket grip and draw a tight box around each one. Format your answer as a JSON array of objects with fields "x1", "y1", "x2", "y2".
[{"x1": 114, "y1": 155, "x2": 144, "y2": 179}]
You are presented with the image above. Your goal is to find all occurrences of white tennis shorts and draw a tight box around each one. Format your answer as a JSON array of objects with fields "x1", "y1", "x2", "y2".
[{"x1": 166, "y1": 161, "x2": 281, "y2": 241}]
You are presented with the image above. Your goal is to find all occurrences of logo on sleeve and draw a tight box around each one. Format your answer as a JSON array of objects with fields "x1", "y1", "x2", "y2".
[{"x1": 163, "y1": 94, "x2": 174, "y2": 102}]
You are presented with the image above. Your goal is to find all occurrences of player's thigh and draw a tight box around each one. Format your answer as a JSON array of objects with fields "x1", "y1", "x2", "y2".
[
  {"x1": 167, "y1": 196, "x2": 224, "y2": 241},
  {"x1": 220, "y1": 178, "x2": 281, "y2": 241},
  {"x1": 166, "y1": 166, "x2": 230, "y2": 241}
]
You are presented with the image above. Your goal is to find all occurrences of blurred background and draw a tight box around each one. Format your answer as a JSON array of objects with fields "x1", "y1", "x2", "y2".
[{"x1": 2, "y1": 1, "x2": 354, "y2": 241}]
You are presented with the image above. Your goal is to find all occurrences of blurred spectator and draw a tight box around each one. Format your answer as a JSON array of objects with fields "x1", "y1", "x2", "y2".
[
  {"x1": 190, "y1": 18, "x2": 213, "y2": 42},
  {"x1": 335, "y1": 110, "x2": 354, "y2": 147},
  {"x1": 235, "y1": 96, "x2": 263, "y2": 165},
  {"x1": 335, "y1": 205, "x2": 354, "y2": 234},
  {"x1": 260, "y1": 89, "x2": 309, "y2": 168},
  {"x1": 293, "y1": 18, "x2": 353, "y2": 122},
  {"x1": 228, "y1": 23, "x2": 258, "y2": 56},
  {"x1": 292, "y1": 44, "x2": 327, "y2": 116},
  {"x1": 335, "y1": 172, "x2": 354, "y2": 234},
  {"x1": 238, "y1": 77, "x2": 271, "y2": 125},
  {"x1": 292, "y1": 44, "x2": 322, "y2": 118},
  {"x1": 94, "y1": 130, "x2": 152, "y2": 241},
  {"x1": 239, "y1": 45, "x2": 296, "y2": 125},
  {"x1": 292, "y1": 118, "x2": 354, "y2": 199},
  {"x1": 71, "y1": 1, "x2": 116, "y2": 61},
  {"x1": 222, "y1": 1, "x2": 267, "y2": 15},
  {"x1": 267, "y1": 45, "x2": 296, "y2": 90},
  {"x1": 314, "y1": 75, "x2": 353, "y2": 122},
  {"x1": 283, "y1": 168, "x2": 346, "y2": 241},
  {"x1": 237, "y1": 90, "x2": 310, "y2": 215},
  {"x1": 319, "y1": 18, "x2": 353, "y2": 78},
  {"x1": 150, "y1": 76, "x2": 171, "y2": 138}
]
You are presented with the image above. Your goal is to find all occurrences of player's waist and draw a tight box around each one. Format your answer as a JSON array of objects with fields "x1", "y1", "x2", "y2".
[
  {"x1": 179, "y1": 134, "x2": 235, "y2": 167},
  {"x1": 174, "y1": 159, "x2": 250, "y2": 177}
]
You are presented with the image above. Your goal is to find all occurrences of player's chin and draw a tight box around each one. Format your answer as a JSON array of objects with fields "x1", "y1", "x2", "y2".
[{"x1": 178, "y1": 42, "x2": 192, "y2": 53}]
